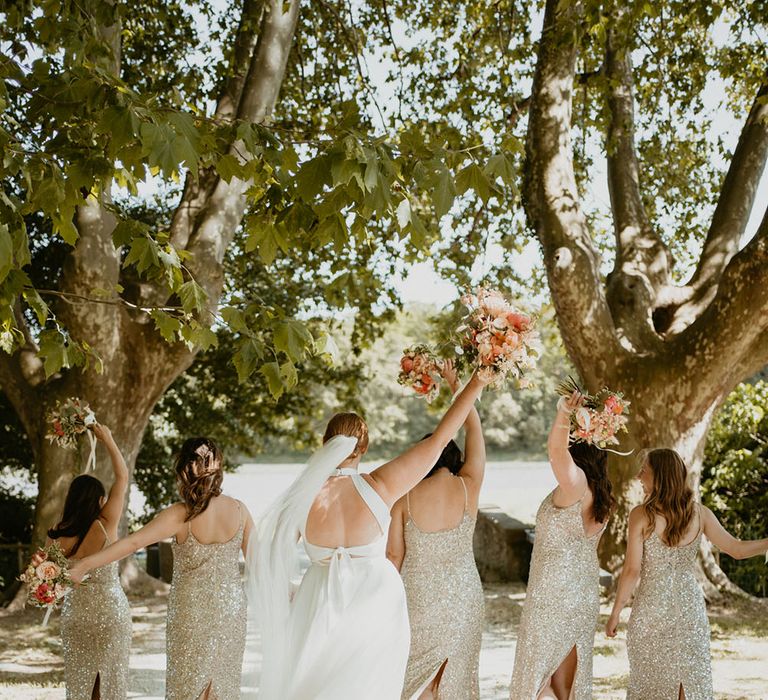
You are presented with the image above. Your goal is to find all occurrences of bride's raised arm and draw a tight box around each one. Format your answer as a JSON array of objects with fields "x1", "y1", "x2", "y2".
[{"x1": 368, "y1": 371, "x2": 488, "y2": 507}]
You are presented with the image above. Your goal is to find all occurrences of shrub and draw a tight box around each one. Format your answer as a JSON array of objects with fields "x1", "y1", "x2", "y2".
[{"x1": 702, "y1": 381, "x2": 768, "y2": 597}]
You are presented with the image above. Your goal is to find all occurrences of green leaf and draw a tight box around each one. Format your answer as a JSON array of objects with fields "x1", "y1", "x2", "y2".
[
  {"x1": 216, "y1": 154, "x2": 245, "y2": 183},
  {"x1": 274, "y1": 319, "x2": 313, "y2": 362},
  {"x1": 123, "y1": 237, "x2": 160, "y2": 275},
  {"x1": 221, "y1": 306, "x2": 249, "y2": 334},
  {"x1": 280, "y1": 360, "x2": 298, "y2": 390},
  {"x1": 456, "y1": 162, "x2": 495, "y2": 203},
  {"x1": 37, "y1": 329, "x2": 68, "y2": 378},
  {"x1": 181, "y1": 321, "x2": 218, "y2": 351},
  {"x1": 431, "y1": 167, "x2": 456, "y2": 218},
  {"x1": 150, "y1": 310, "x2": 181, "y2": 343},
  {"x1": 23, "y1": 288, "x2": 50, "y2": 325},
  {"x1": 233, "y1": 337, "x2": 264, "y2": 381},
  {"x1": 260, "y1": 361, "x2": 284, "y2": 398},
  {"x1": 178, "y1": 280, "x2": 208, "y2": 313},
  {"x1": 295, "y1": 156, "x2": 331, "y2": 200},
  {"x1": 0, "y1": 225, "x2": 12, "y2": 284}
]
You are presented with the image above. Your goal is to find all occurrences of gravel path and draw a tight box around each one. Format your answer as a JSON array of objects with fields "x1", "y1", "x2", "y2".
[{"x1": 2, "y1": 585, "x2": 767, "y2": 699}]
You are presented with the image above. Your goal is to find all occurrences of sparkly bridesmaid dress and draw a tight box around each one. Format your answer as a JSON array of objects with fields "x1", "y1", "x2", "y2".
[
  {"x1": 627, "y1": 508, "x2": 712, "y2": 699},
  {"x1": 166, "y1": 503, "x2": 247, "y2": 700},
  {"x1": 400, "y1": 476, "x2": 484, "y2": 700},
  {"x1": 61, "y1": 520, "x2": 131, "y2": 700},
  {"x1": 509, "y1": 489, "x2": 605, "y2": 700}
]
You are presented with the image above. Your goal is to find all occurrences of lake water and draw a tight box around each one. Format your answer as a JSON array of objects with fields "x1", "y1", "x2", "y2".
[{"x1": 217, "y1": 459, "x2": 556, "y2": 523}]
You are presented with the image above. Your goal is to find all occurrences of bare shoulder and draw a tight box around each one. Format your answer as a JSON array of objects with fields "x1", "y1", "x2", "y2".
[{"x1": 628, "y1": 504, "x2": 649, "y2": 529}]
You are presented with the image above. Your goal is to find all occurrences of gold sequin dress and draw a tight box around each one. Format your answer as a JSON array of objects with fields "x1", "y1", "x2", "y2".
[
  {"x1": 166, "y1": 503, "x2": 247, "y2": 700},
  {"x1": 400, "y1": 476, "x2": 484, "y2": 700},
  {"x1": 509, "y1": 490, "x2": 605, "y2": 699},
  {"x1": 61, "y1": 521, "x2": 131, "y2": 700},
  {"x1": 627, "y1": 509, "x2": 712, "y2": 699}
]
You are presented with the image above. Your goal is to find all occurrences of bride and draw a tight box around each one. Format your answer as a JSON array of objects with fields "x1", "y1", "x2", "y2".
[{"x1": 248, "y1": 370, "x2": 488, "y2": 699}]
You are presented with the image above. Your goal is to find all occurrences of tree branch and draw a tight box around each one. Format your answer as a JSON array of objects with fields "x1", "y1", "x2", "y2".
[
  {"x1": 689, "y1": 77, "x2": 768, "y2": 293},
  {"x1": 215, "y1": 0, "x2": 266, "y2": 122},
  {"x1": 660, "y1": 78, "x2": 768, "y2": 336},
  {"x1": 603, "y1": 16, "x2": 674, "y2": 349},
  {"x1": 670, "y1": 203, "x2": 768, "y2": 411},
  {"x1": 523, "y1": 0, "x2": 622, "y2": 387}
]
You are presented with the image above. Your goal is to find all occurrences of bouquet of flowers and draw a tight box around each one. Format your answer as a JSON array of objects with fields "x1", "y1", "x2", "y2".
[
  {"x1": 398, "y1": 345, "x2": 443, "y2": 402},
  {"x1": 46, "y1": 398, "x2": 97, "y2": 449},
  {"x1": 19, "y1": 541, "x2": 72, "y2": 624},
  {"x1": 556, "y1": 376, "x2": 630, "y2": 449},
  {"x1": 456, "y1": 287, "x2": 539, "y2": 389}
]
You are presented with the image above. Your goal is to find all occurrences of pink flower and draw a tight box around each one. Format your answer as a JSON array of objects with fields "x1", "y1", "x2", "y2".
[
  {"x1": 604, "y1": 395, "x2": 624, "y2": 415},
  {"x1": 35, "y1": 561, "x2": 61, "y2": 581},
  {"x1": 400, "y1": 357, "x2": 414, "y2": 373}
]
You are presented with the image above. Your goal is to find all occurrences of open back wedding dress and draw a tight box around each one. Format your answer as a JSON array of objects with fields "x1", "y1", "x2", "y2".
[{"x1": 246, "y1": 437, "x2": 410, "y2": 700}]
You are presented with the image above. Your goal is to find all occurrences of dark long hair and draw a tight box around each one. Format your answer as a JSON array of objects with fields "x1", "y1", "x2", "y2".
[
  {"x1": 47, "y1": 475, "x2": 106, "y2": 556},
  {"x1": 568, "y1": 442, "x2": 616, "y2": 523},
  {"x1": 175, "y1": 437, "x2": 224, "y2": 521},
  {"x1": 642, "y1": 448, "x2": 695, "y2": 546},
  {"x1": 421, "y1": 433, "x2": 463, "y2": 479}
]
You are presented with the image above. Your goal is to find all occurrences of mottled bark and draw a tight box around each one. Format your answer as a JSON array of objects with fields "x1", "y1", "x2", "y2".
[
  {"x1": 524, "y1": 0, "x2": 768, "y2": 594},
  {"x1": 0, "y1": 1, "x2": 302, "y2": 554}
]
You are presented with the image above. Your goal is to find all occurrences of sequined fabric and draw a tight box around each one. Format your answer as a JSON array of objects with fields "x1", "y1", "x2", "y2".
[
  {"x1": 627, "y1": 527, "x2": 712, "y2": 699},
  {"x1": 509, "y1": 490, "x2": 603, "y2": 700},
  {"x1": 400, "y1": 495, "x2": 484, "y2": 699},
  {"x1": 166, "y1": 508, "x2": 247, "y2": 700},
  {"x1": 61, "y1": 531, "x2": 131, "y2": 700}
]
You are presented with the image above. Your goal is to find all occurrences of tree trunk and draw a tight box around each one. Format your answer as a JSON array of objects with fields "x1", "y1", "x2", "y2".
[{"x1": 0, "y1": 0, "x2": 302, "y2": 569}]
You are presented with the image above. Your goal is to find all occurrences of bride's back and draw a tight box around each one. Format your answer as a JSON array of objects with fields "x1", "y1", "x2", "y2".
[{"x1": 305, "y1": 474, "x2": 383, "y2": 547}]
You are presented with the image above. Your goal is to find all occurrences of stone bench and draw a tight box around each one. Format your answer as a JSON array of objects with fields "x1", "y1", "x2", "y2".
[{"x1": 474, "y1": 507, "x2": 613, "y2": 589}]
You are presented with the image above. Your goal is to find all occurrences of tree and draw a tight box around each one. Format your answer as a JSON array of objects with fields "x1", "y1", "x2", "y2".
[
  {"x1": 523, "y1": 0, "x2": 768, "y2": 592},
  {"x1": 345, "y1": 0, "x2": 768, "y2": 592},
  {"x1": 0, "y1": 1, "x2": 517, "y2": 553}
]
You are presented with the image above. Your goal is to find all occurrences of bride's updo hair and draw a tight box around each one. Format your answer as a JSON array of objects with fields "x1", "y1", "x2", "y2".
[
  {"x1": 323, "y1": 412, "x2": 369, "y2": 458},
  {"x1": 175, "y1": 437, "x2": 224, "y2": 521}
]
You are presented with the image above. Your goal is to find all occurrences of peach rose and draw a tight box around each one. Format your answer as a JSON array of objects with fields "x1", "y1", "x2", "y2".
[
  {"x1": 400, "y1": 356, "x2": 414, "y2": 373},
  {"x1": 35, "y1": 561, "x2": 61, "y2": 581}
]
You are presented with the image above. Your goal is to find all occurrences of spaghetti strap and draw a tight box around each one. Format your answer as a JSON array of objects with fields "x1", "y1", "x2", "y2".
[
  {"x1": 96, "y1": 519, "x2": 110, "y2": 546},
  {"x1": 406, "y1": 490, "x2": 412, "y2": 518},
  {"x1": 458, "y1": 475, "x2": 468, "y2": 513}
]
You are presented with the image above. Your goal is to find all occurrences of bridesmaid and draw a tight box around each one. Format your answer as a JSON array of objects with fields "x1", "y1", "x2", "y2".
[
  {"x1": 606, "y1": 448, "x2": 768, "y2": 700},
  {"x1": 37, "y1": 423, "x2": 131, "y2": 700},
  {"x1": 70, "y1": 437, "x2": 255, "y2": 700},
  {"x1": 387, "y1": 360, "x2": 485, "y2": 700},
  {"x1": 509, "y1": 391, "x2": 616, "y2": 700}
]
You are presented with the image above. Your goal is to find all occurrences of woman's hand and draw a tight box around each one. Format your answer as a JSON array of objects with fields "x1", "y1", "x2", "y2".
[
  {"x1": 68, "y1": 558, "x2": 90, "y2": 585},
  {"x1": 559, "y1": 390, "x2": 584, "y2": 413},
  {"x1": 605, "y1": 611, "x2": 620, "y2": 638},
  {"x1": 30, "y1": 549, "x2": 46, "y2": 568},
  {"x1": 440, "y1": 359, "x2": 460, "y2": 394},
  {"x1": 91, "y1": 423, "x2": 114, "y2": 444}
]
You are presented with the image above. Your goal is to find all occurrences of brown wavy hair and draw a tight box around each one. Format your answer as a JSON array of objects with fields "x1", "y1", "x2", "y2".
[
  {"x1": 175, "y1": 437, "x2": 223, "y2": 521},
  {"x1": 323, "y1": 412, "x2": 369, "y2": 458},
  {"x1": 568, "y1": 441, "x2": 616, "y2": 523},
  {"x1": 641, "y1": 448, "x2": 695, "y2": 546}
]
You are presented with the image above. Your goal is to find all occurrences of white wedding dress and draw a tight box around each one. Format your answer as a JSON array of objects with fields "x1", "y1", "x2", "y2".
[
  {"x1": 285, "y1": 468, "x2": 410, "y2": 699},
  {"x1": 246, "y1": 438, "x2": 410, "y2": 700}
]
